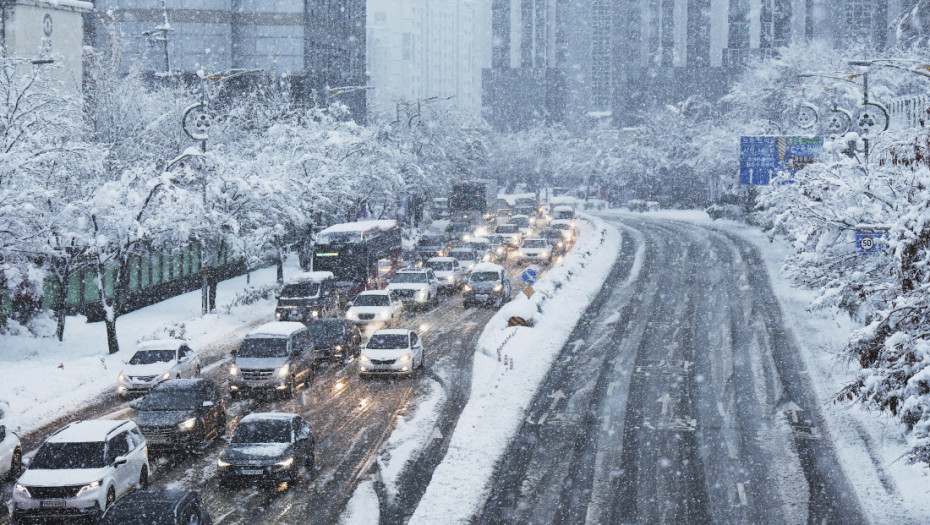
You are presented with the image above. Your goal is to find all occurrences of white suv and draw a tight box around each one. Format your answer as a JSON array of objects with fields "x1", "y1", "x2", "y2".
[
  {"x1": 387, "y1": 268, "x2": 439, "y2": 309},
  {"x1": 12, "y1": 420, "x2": 150, "y2": 523}
]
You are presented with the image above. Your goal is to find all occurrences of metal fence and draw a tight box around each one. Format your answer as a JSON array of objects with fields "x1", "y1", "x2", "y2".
[{"x1": 887, "y1": 95, "x2": 930, "y2": 129}]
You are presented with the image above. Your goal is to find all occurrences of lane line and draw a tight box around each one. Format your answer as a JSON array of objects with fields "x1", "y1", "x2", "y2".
[
  {"x1": 601, "y1": 415, "x2": 610, "y2": 432},
  {"x1": 737, "y1": 482, "x2": 748, "y2": 506}
]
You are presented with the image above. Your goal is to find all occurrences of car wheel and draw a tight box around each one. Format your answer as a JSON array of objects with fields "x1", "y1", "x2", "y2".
[
  {"x1": 10, "y1": 448, "x2": 22, "y2": 478},
  {"x1": 229, "y1": 390, "x2": 240, "y2": 401},
  {"x1": 138, "y1": 466, "x2": 149, "y2": 490},
  {"x1": 104, "y1": 486, "x2": 116, "y2": 510},
  {"x1": 305, "y1": 453, "x2": 315, "y2": 478},
  {"x1": 287, "y1": 377, "x2": 296, "y2": 398},
  {"x1": 195, "y1": 365, "x2": 201, "y2": 377},
  {"x1": 218, "y1": 413, "x2": 227, "y2": 437}
]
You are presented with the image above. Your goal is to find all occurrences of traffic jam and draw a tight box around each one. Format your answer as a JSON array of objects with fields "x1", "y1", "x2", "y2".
[{"x1": 1, "y1": 183, "x2": 579, "y2": 524}]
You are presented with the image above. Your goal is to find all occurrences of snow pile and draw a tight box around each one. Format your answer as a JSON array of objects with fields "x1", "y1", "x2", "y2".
[{"x1": 409, "y1": 215, "x2": 621, "y2": 524}]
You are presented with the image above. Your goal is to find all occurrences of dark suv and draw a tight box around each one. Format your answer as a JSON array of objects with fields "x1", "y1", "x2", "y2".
[
  {"x1": 217, "y1": 413, "x2": 314, "y2": 485},
  {"x1": 463, "y1": 263, "x2": 512, "y2": 308},
  {"x1": 416, "y1": 234, "x2": 449, "y2": 260},
  {"x1": 305, "y1": 318, "x2": 362, "y2": 363},
  {"x1": 131, "y1": 379, "x2": 226, "y2": 454},
  {"x1": 275, "y1": 272, "x2": 339, "y2": 322}
]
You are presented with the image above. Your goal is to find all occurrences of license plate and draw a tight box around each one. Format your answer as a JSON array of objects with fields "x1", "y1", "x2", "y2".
[
  {"x1": 241, "y1": 468, "x2": 264, "y2": 475},
  {"x1": 41, "y1": 500, "x2": 66, "y2": 508},
  {"x1": 475, "y1": 295, "x2": 488, "y2": 301},
  {"x1": 147, "y1": 435, "x2": 170, "y2": 444}
]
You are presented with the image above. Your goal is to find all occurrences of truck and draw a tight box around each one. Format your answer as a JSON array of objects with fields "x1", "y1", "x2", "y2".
[{"x1": 449, "y1": 180, "x2": 497, "y2": 224}]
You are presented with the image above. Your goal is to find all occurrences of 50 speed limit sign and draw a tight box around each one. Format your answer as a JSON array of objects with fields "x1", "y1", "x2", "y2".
[{"x1": 856, "y1": 233, "x2": 883, "y2": 254}]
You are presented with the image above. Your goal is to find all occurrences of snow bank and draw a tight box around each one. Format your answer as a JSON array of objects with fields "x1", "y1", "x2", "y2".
[
  {"x1": 0, "y1": 259, "x2": 298, "y2": 436},
  {"x1": 409, "y1": 215, "x2": 621, "y2": 524}
]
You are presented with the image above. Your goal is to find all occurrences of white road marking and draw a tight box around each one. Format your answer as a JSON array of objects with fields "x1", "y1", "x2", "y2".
[
  {"x1": 537, "y1": 412, "x2": 549, "y2": 425},
  {"x1": 717, "y1": 401, "x2": 726, "y2": 418},
  {"x1": 594, "y1": 451, "x2": 605, "y2": 471},
  {"x1": 584, "y1": 501, "x2": 598, "y2": 525},
  {"x1": 783, "y1": 401, "x2": 804, "y2": 424},
  {"x1": 601, "y1": 415, "x2": 611, "y2": 432},
  {"x1": 548, "y1": 390, "x2": 566, "y2": 410},
  {"x1": 429, "y1": 428, "x2": 443, "y2": 440},
  {"x1": 737, "y1": 482, "x2": 748, "y2": 506},
  {"x1": 657, "y1": 394, "x2": 674, "y2": 416}
]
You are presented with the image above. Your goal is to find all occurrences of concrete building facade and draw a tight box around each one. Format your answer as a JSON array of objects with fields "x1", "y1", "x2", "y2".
[
  {"x1": 87, "y1": 0, "x2": 367, "y2": 119},
  {"x1": 1, "y1": 0, "x2": 93, "y2": 92},
  {"x1": 366, "y1": 0, "x2": 488, "y2": 121}
]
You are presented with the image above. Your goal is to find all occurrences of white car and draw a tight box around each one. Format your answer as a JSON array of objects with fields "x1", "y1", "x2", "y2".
[
  {"x1": 425, "y1": 257, "x2": 465, "y2": 293},
  {"x1": 0, "y1": 418, "x2": 22, "y2": 481},
  {"x1": 387, "y1": 268, "x2": 439, "y2": 309},
  {"x1": 552, "y1": 204, "x2": 575, "y2": 221},
  {"x1": 12, "y1": 420, "x2": 150, "y2": 523},
  {"x1": 550, "y1": 219, "x2": 576, "y2": 243},
  {"x1": 117, "y1": 339, "x2": 202, "y2": 398},
  {"x1": 345, "y1": 290, "x2": 404, "y2": 326},
  {"x1": 359, "y1": 329, "x2": 425, "y2": 377},
  {"x1": 494, "y1": 223, "x2": 523, "y2": 247},
  {"x1": 448, "y1": 247, "x2": 480, "y2": 272},
  {"x1": 517, "y1": 238, "x2": 553, "y2": 265},
  {"x1": 465, "y1": 237, "x2": 493, "y2": 262}
]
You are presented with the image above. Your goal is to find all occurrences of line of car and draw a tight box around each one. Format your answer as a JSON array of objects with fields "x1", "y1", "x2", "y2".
[{"x1": 4, "y1": 204, "x2": 578, "y2": 524}]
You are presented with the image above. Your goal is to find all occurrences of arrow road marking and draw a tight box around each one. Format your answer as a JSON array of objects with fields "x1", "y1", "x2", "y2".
[
  {"x1": 737, "y1": 482, "x2": 748, "y2": 506},
  {"x1": 429, "y1": 428, "x2": 443, "y2": 440},
  {"x1": 569, "y1": 339, "x2": 585, "y2": 353},
  {"x1": 783, "y1": 401, "x2": 804, "y2": 424},
  {"x1": 602, "y1": 415, "x2": 611, "y2": 432},
  {"x1": 538, "y1": 412, "x2": 549, "y2": 425},
  {"x1": 607, "y1": 382, "x2": 618, "y2": 396},
  {"x1": 548, "y1": 390, "x2": 566, "y2": 410},
  {"x1": 657, "y1": 394, "x2": 674, "y2": 416}
]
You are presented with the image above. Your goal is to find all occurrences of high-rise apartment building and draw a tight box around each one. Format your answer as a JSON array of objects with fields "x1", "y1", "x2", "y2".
[
  {"x1": 87, "y1": 0, "x2": 367, "y2": 120},
  {"x1": 366, "y1": 0, "x2": 488, "y2": 121},
  {"x1": 485, "y1": 0, "x2": 911, "y2": 130}
]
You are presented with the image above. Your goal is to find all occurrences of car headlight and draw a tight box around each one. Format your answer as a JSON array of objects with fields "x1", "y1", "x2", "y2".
[
  {"x1": 229, "y1": 364, "x2": 239, "y2": 377},
  {"x1": 398, "y1": 354, "x2": 411, "y2": 363},
  {"x1": 558, "y1": 242, "x2": 564, "y2": 248},
  {"x1": 160, "y1": 372, "x2": 172, "y2": 381},
  {"x1": 275, "y1": 457, "x2": 295, "y2": 468},
  {"x1": 463, "y1": 285, "x2": 472, "y2": 293},
  {"x1": 118, "y1": 374, "x2": 127, "y2": 382},
  {"x1": 360, "y1": 354, "x2": 371, "y2": 363},
  {"x1": 179, "y1": 418, "x2": 197, "y2": 431},
  {"x1": 275, "y1": 311, "x2": 282, "y2": 319},
  {"x1": 277, "y1": 364, "x2": 290, "y2": 378},
  {"x1": 496, "y1": 247, "x2": 504, "y2": 254},
  {"x1": 347, "y1": 311, "x2": 359, "y2": 320},
  {"x1": 378, "y1": 311, "x2": 390, "y2": 320},
  {"x1": 334, "y1": 345, "x2": 343, "y2": 352},
  {"x1": 463, "y1": 234, "x2": 471, "y2": 241},
  {"x1": 311, "y1": 310, "x2": 320, "y2": 318},
  {"x1": 416, "y1": 289, "x2": 427, "y2": 299},
  {"x1": 14, "y1": 483, "x2": 30, "y2": 498},
  {"x1": 217, "y1": 457, "x2": 230, "y2": 467},
  {"x1": 483, "y1": 254, "x2": 490, "y2": 261},
  {"x1": 76, "y1": 480, "x2": 101, "y2": 497},
  {"x1": 493, "y1": 284, "x2": 503, "y2": 292}
]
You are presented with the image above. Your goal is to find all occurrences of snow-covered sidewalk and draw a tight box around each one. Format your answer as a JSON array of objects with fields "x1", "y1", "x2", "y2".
[
  {"x1": 407, "y1": 215, "x2": 622, "y2": 524},
  {"x1": 631, "y1": 209, "x2": 930, "y2": 525},
  {"x1": 0, "y1": 258, "x2": 299, "y2": 436}
]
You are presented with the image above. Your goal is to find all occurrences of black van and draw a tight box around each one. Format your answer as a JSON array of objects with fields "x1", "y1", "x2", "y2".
[{"x1": 275, "y1": 272, "x2": 340, "y2": 322}]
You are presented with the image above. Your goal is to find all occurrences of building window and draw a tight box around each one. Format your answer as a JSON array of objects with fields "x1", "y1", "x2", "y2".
[
  {"x1": 590, "y1": 0, "x2": 612, "y2": 111},
  {"x1": 402, "y1": 33, "x2": 412, "y2": 60}
]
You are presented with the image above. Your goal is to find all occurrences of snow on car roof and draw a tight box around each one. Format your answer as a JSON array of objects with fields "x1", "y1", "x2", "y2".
[
  {"x1": 427, "y1": 257, "x2": 457, "y2": 263},
  {"x1": 553, "y1": 205, "x2": 574, "y2": 212},
  {"x1": 397, "y1": 268, "x2": 428, "y2": 273},
  {"x1": 373, "y1": 328, "x2": 413, "y2": 336},
  {"x1": 471, "y1": 262, "x2": 504, "y2": 273},
  {"x1": 137, "y1": 339, "x2": 188, "y2": 351},
  {"x1": 289, "y1": 271, "x2": 335, "y2": 282},
  {"x1": 240, "y1": 412, "x2": 297, "y2": 423},
  {"x1": 467, "y1": 237, "x2": 491, "y2": 244},
  {"x1": 358, "y1": 289, "x2": 391, "y2": 296},
  {"x1": 317, "y1": 220, "x2": 397, "y2": 236},
  {"x1": 247, "y1": 321, "x2": 306, "y2": 338},
  {"x1": 551, "y1": 219, "x2": 573, "y2": 226},
  {"x1": 49, "y1": 419, "x2": 131, "y2": 443}
]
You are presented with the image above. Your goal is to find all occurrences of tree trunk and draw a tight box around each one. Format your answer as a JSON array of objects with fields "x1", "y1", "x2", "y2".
[
  {"x1": 54, "y1": 266, "x2": 69, "y2": 342},
  {"x1": 105, "y1": 317, "x2": 119, "y2": 355},
  {"x1": 276, "y1": 246, "x2": 285, "y2": 284}
]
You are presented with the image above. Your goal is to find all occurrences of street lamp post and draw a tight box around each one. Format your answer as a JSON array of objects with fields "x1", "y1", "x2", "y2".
[{"x1": 395, "y1": 95, "x2": 455, "y2": 127}]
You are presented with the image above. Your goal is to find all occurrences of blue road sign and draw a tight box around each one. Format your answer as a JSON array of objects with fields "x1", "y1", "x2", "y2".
[
  {"x1": 521, "y1": 268, "x2": 537, "y2": 284},
  {"x1": 856, "y1": 233, "x2": 883, "y2": 254},
  {"x1": 740, "y1": 136, "x2": 824, "y2": 185}
]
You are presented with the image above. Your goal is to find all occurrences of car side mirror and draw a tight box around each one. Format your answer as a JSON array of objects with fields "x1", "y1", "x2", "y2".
[
  {"x1": 129, "y1": 400, "x2": 141, "y2": 410},
  {"x1": 231, "y1": 349, "x2": 237, "y2": 357},
  {"x1": 346, "y1": 301, "x2": 354, "y2": 308},
  {"x1": 113, "y1": 456, "x2": 128, "y2": 467},
  {"x1": 22, "y1": 456, "x2": 31, "y2": 468}
]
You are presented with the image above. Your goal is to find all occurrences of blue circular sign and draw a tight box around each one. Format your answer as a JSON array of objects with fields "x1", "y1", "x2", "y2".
[{"x1": 521, "y1": 268, "x2": 537, "y2": 284}]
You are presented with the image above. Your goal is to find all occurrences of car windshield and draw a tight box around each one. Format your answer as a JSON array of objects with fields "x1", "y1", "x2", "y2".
[
  {"x1": 497, "y1": 225, "x2": 518, "y2": 233},
  {"x1": 238, "y1": 338, "x2": 289, "y2": 358},
  {"x1": 514, "y1": 207, "x2": 535, "y2": 215},
  {"x1": 231, "y1": 420, "x2": 292, "y2": 444},
  {"x1": 138, "y1": 389, "x2": 201, "y2": 411},
  {"x1": 31, "y1": 442, "x2": 106, "y2": 470},
  {"x1": 523, "y1": 240, "x2": 547, "y2": 248},
  {"x1": 447, "y1": 223, "x2": 470, "y2": 232},
  {"x1": 428, "y1": 261, "x2": 454, "y2": 271},
  {"x1": 354, "y1": 294, "x2": 390, "y2": 307},
  {"x1": 280, "y1": 282, "x2": 320, "y2": 298},
  {"x1": 451, "y1": 250, "x2": 475, "y2": 260},
  {"x1": 470, "y1": 272, "x2": 500, "y2": 283},
  {"x1": 392, "y1": 272, "x2": 428, "y2": 283},
  {"x1": 543, "y1": 231, "x2": 562, "y2": 240},
  {"x1": 129, "y1": 349, "x2": 175, "y2": 365},
  {"x1": 466, "y1": 243, "x2": 488, "y2": 252},
  {"x1": 552, "y1": 223, "x2": 569, "y2": 230},
  {"x1": 511, "y1": 217, "x2": 529, "y2": 227},
  {"x1": 306, "y1": 322, "x2": 343, "y2": 338},
  {"x1": 367, "y1": 334, "x2": 409, "y2": 349},
  {"x1": 419, "y1": 236, "x2": 443, "y2": 246}
]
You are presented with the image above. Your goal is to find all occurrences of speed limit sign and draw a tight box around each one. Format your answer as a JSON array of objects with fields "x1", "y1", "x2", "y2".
[{"x1": 856, "y1": 233, "x2": 883, "y2": 253}]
